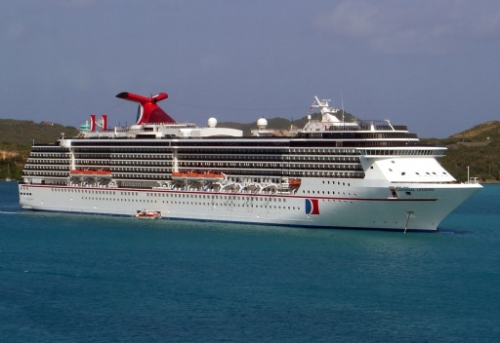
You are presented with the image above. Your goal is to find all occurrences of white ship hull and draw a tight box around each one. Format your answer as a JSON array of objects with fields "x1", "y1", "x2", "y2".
[{"x1": 19, "y1": 179, "x2": 480, "y2": 231}]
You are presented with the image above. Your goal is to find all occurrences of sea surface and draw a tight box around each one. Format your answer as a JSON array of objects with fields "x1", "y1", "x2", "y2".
[{"x1": 0, "y1": 182, "x2": 499, "y2": 343}]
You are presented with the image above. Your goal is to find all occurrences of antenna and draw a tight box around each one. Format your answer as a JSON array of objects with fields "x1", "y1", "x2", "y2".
[{"x1": 341, "y1": 90, "x2": 345, "y2": 124}]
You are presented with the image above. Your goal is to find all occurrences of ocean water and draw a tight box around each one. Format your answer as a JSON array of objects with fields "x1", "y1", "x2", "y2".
[{"x1": 0, "y1": 182, "x2": 499, "y2": 343}]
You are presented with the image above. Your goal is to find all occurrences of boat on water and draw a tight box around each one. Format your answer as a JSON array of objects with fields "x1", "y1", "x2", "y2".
[
  {"x1": 135, "y1": 209, "x2": 161, "y2": 219},
  {"x1": 18, "y1": 91, "x2": 482, "y2": 231}
]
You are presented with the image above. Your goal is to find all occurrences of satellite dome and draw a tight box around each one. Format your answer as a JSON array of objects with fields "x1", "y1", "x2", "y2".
[
  {"x1": 208, "y1": 117, "x2": 217, "y2": 128},
  {"x1": 257, "y1": 118, "x2": 268, "y2": 129}
]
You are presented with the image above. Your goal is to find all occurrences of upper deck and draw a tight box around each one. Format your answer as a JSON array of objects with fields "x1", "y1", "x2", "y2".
[{"x1": 72, "y1": 95, "x2": 419, "y2": 147}]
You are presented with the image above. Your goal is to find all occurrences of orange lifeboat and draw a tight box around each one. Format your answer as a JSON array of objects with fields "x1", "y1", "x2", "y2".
[
  {"x1": 134, "y1": 210, "x2": 161, "y2": 219},
  {"x1": 203, "y1": 172, "x2": 224, "y2": 182},
  {"x1": 186, "y1": 171, "x2": 204, "y2": 181},
  {"x1": 172, "y1": 172, "x2": 188, "y2": 181},
  {"x1": 94, "y1": 170, "x2": 111, "y2": 176}
]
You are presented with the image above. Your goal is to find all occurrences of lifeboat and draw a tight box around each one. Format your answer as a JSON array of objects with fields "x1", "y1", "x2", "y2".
[
  {"x1": 172, "y1": 171, "x2": 203, "y2": 181},
  {"x1": 171, "y1": 172, "x2": 187, "y2": 181},
  {"x1": 186, "y1": 171, "x2": 204, "y2": 181},
  {"x1": 202, "y1": 172, "x2": 224, "y2": 182},
  {"x1": 94, "y1": 170, "x2": 112, "y2": 176},
  {"x1": 134, "y1": 210, "x2": 161, "y2": 219},
  {"x1": 289, "y1": 178, "x2": 301, "y2": 187},
  {"x1": 70, "y1": 169, "x2": 85, "y2": 176}
]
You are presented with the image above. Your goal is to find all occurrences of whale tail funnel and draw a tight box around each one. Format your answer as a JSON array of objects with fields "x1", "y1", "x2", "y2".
[{"x1": 116, "y1": 92, "x2": 175, "y2": 124}]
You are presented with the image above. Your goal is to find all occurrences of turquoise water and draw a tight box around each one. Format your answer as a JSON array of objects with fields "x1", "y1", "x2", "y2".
[{"x1": 1, "y1": 182, "x2": 499, "y2": 342}]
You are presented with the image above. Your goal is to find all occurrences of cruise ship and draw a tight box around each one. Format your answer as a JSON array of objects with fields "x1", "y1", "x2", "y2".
[{"x1": 18, "y1": 92, "x2": 482, "y2": 231}]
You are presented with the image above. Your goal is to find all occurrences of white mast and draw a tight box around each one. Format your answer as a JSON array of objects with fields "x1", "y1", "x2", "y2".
[{"x1": 312, "y1": 96, "x2": 340, "y2": 123}]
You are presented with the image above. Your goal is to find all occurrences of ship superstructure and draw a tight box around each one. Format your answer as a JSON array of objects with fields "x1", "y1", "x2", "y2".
[{"x1": 18, "y1": 92, "x2": 481, "y2": 231}]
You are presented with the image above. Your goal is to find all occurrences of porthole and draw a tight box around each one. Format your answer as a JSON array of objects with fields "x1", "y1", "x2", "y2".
[{"x1": 401, "y1": 172, "x2": 406, "y2": 176}]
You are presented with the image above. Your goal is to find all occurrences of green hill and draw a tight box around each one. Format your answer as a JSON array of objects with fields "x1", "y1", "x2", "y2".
[
  {"x1": 450, "y1": 121, "x2": 500, "y2": 142},
  {"x1": 0, "y1": 119, "x2": 79, "y2": 146},
  {"x1": 0, "y1": 119, "x2": 79, "y2": 180},
  {"x1": 423, "y1": 121, "x2": 500, "y2": 182}
]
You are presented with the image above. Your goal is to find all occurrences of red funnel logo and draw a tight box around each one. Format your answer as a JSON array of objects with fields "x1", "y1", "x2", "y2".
[
  {"x1": 305, "y1": 199, "x2": 320, "y2": 215},
  {"x1": 116, "y1": 92, "x2": 175, "y2": 125}
]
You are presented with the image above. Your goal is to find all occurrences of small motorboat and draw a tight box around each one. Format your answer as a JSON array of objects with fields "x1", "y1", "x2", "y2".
[{"x1": 134, "y1": 209, "x2": 161, "y2": 219}]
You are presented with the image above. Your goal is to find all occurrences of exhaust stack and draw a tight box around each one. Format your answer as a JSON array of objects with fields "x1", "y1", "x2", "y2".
[{"x1": 116, "y1": 92, "x2": 175, "y2": 125}]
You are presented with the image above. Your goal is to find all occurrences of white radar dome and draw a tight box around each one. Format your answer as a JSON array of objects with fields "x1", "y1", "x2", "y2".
[
  {"x1": 257, "y1": 118, "x2": 268, "y2": 129},
  {"x1": 208, "y1": 117, "x2": 217, "y2": 128}
]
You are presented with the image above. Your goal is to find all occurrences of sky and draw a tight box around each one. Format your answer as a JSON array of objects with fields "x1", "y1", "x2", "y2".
[{"x1": 1, "y1": 0, "x2": 499, "y2": 138}]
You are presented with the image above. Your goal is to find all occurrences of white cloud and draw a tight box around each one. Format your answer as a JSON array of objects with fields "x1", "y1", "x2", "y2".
[{"x1": 316, "y1": 0, "x2": 500, "y2": 54}]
